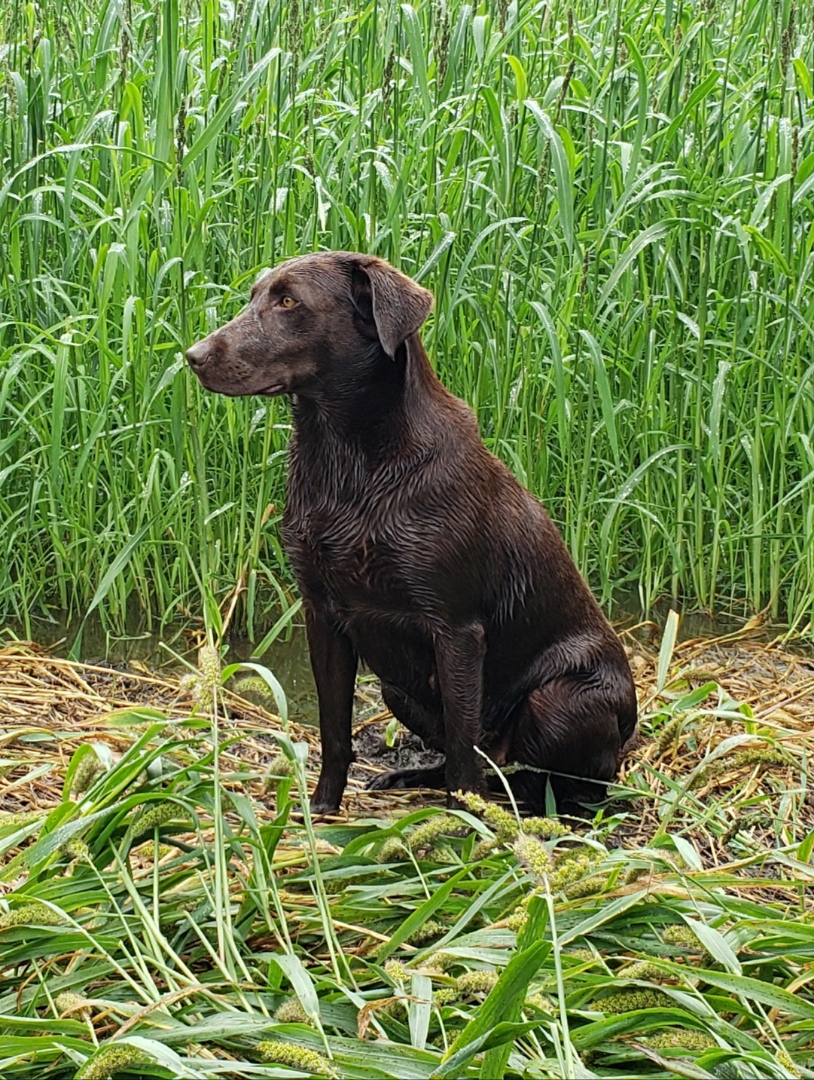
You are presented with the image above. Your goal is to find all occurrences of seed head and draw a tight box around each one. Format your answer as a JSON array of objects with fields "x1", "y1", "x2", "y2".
[
  {"x1": 273, "y1": 999, "x2": 312, "y2": 1025},
  {"x1": 526, "y1": 991, "x2": 556, "y2": 1012},
  {"x1": 456, "y1": 970, "x2": 498, "y2": 997},
  {"x1": 384, "y1": 959, "x2": 409, "y2": 983},
  {"x1": 434, "y1": 986, "x2": 458, "y2": 1005},
  {"x1": 405, "y1": 919, "x2": 443, "y2": 946},
  {"x1": 513, "y1": 834, "x2": 552, "y2": 880},
  {"x1": 70, "y1": 752, "x2": 106, "y2": 796},
  {"x1": 646, "y1": 1030, "x2": 716, "y2": 1051},
  {"x1": 602, "y1": 989, "x2": 674, "y2": 1013},
  {"x1": 197, "y1": 642, "x2": 221, "y2": 691},
  {"x1": 622, "y1": 960, "x2": 665, "y2": 981},
  {"x1": 421, "y1": 951, "x2": 454, "y2": 973},
  {"x1": 257, "y1": 1041, "x2": 336, "y2": 1077},
  {"x1": 408, "y1": 815, "x2": 461, "y2": 854},
  {"x1": 507, "y1": 903, "x2": 530, "y2": 932},
  {"x1": 55, "y1": 992, "x2": 91, "y2": 1016},
  {"x1": 264, "y1": 754, "x2": 294, "y2": 792},
  {"x1": 775, "y1": 1048, "x2": 802, "y2": 1077},
  {"x1": 77, "y1": 1044, "x2": 150, "y2": 1079},
  {"x1": 523, "y1": 816, "x2": 569, "y2": 838},
  {"x1": 0, "y1": 904, "x2": 66, "y2": 929},
  {"x1": 134, "y1": 801, "x2": 180, "y2": 836},
  {"x1": 455, "y1": 791, "x2": 520, "y2": 841},
  {"x1": 567, "y1": 947, "x2": 595, "y2": 964},
  {"x1": 662, "y1": 924, "x2": 702, "y2": 948},
  {"x1": 60, "y1": 837, "x2": 91, "y2": 862},
  {"x1": 377, "y1": 836, "x2": 409, "y2": 863}
]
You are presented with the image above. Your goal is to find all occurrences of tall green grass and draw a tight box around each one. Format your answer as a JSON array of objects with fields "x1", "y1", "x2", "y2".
[{"x1": 1, "y1": 0, "x2": 813, "y2": 638}]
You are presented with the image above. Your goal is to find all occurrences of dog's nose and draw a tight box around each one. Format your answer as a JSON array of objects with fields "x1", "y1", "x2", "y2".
[{"x1": 186, "y1": 340, "x2": 212, "y2": 369}]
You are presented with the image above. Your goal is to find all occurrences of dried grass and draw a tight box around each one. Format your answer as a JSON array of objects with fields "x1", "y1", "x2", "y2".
[{"x1": 2, "y1": 627, "x2": 812, "y2": 864}]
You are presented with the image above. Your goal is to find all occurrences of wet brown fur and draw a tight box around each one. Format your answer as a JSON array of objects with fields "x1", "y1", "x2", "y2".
[{"x1": 187, "y1": 251, "x2": 638, "y2": 814}]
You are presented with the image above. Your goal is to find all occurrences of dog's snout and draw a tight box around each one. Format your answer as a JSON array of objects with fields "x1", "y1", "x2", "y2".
[{"x1": 186, "y1": 340, "x2": 213, "y2": 369}]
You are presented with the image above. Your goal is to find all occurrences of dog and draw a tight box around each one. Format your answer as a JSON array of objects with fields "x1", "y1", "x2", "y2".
[{"x1": 186, "y1": 251, "x2": 638, "y2": 814}]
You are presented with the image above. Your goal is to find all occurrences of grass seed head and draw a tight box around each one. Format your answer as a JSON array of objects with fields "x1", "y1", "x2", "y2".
[
  {"x1": 513, "y1": 834, "x2": 552, "y2": 880},
  {"x1": 77, "y1": 1044, "x2": 150, "y2": 1079},
  {"x1": 384, "y1": 959, "x2": 409, "y2": 983},
  {"x1": 405, "y1": 918, "x2": 443, "y2": 946},
  {"x1": 273, "y1": 999, "x2": 312, "y2": 1025},
  {"x1": 407, "y1": 814, "x2": 461, "y2": 854},
  {"x1": 567, "y1": 947, "x2": 595, "y2": 964},
  {"x1": 646, "y1": 1030, "x2": 716, "y2": 1052},
  {"x1": 548, "y1": 849, "x2": 599, "y2": 891},
  {"x1": 263, "y1": 753, "x2": 294, "y2": 792},
  {"x1": 455, "y1": 791, "x2": 520, "y2": 841},
  {"x1": 60, "y1": 837, "x2": 91, "y2": 862},
  {"x1": 434, "y1": 986, "x2": 458, "y2": 1005},
  {"x1": 422, "y1": 951, "x2": 454, "y2": 973},
  {"x1": 622, "y1": 960, "x2": 666, "y2": 981},
  {"x1": 775, "y1": 1048, "x2": 802, "y2": 1077},
  {"x1": 662, "y1": 924, "x2": 703, "y2": 949},
  {"x1": 564, "y1": 874, "x2": 607, "y2": 898},
  {"x1": 602, "y1": 989, "x2": 674, "y2": 1013},
  {"x1": 70, "y1": 752, "x2": 106, "y2": 796},
  {"x1": 523, "y1": 816, "x2": 569, "y2": 838},
  {"x1": 656, "y1": 716, "x2": 683, "y2": 754},
  {"x1": 235, "y1": 675, "x2": 279, "y2": 707},
  {"x1": 134, "y1": 800, "x2": 181, "y2": 835},
  {"x1": 0, "y1": 809, "x2": 42, "y2": 827},
  {"x1": 456, "y1": 970, "x2": 499, "y2": 996},
  {"x1": 0, "y1": 904, "x2": 66, "y2": 929},
  {"x1": 197, "y1": 643, "x2": 221, "y2": 692},
  {"x1": 376, "y1": 836, "x2": 410, "y2": 863},
  {"x1": 526, "y1": 991, "x2": 556, "y2": 1012},
  {"x1": 257, "y1": 1041, "x2": 336, "y2": 1076},
  {"x1": 55, "y1": 991, "x2": 90, "y2": 1016},
  {"x1": 472, "y1": 838, "x2": 498, "y2": 859},
  {"x1": 507, "y1": 903, "x2": 529, "y2": 932}
]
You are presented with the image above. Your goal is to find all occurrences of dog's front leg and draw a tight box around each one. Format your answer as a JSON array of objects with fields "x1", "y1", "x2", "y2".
[
  {"x1": 306, "y1": 606, "x2": 358, "y2": 815},
  {"x1": 433, "y1": 622, "x2": 487, "y2": 805}
]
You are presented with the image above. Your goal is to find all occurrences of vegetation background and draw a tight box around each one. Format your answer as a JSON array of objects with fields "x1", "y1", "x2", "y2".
[{"x1": 2, "y1": 0, "x2": 811, "y2": 643}]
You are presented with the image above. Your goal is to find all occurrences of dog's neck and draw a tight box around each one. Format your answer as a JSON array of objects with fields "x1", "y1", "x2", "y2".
[{"x1": 291, "y1": 333, "x2": 442, "y2": 462}]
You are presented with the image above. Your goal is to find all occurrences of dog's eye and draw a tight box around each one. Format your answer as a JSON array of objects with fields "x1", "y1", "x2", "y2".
[{"x1": 280, "y1": 295, "x2": 297, "y2": 309}]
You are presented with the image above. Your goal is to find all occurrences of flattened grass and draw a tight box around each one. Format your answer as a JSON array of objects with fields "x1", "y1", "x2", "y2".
[{"x1": 0, "y1": 629, "x2": 813, "y2": 1077}]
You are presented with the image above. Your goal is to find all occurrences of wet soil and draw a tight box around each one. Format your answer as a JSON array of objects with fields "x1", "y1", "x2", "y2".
[{"x1": 350, "y1": 721, "x2": 443, "y2": 787}]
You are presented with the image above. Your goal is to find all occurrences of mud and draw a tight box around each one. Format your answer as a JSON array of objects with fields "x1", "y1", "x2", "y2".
[{"x1": 350, "y1": 720, "x2": 443, "y2": 786}]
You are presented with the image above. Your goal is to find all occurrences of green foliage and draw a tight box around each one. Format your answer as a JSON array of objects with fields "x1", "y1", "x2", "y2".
[
  {"x1": 1, "y1": 0, "x2": 813, "y2": 636},
  {"x1": 0, "y1": 674, "x2": 812, "y2": 1078}
]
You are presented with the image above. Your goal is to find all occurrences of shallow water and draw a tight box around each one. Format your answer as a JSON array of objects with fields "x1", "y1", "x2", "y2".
[
  {"x1": 2, "y1": 611, "x2": 321, "y2": 724},
  {"x1": 3, "y1": 597, "x2": 795, "y2": 730}
]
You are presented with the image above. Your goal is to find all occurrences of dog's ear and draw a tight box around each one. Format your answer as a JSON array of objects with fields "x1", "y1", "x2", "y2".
[{"x1": 350, "y1": 259, "x2": 434, "y2": 358}]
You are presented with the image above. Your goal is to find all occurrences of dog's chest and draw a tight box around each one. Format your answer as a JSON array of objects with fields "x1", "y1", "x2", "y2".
[{"x1": 284, "y1": 492, "x2": 413, "y2": 613}]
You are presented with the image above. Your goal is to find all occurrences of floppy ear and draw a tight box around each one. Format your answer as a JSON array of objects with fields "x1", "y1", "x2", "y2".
[{"x1": 350, "y1": 258, "x2": 434, "y2": 358}]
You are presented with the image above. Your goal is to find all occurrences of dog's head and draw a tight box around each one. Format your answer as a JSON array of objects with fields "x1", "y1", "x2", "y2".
[{"x1": 186, "y1": 252, "x2": 433, "y2": 398}]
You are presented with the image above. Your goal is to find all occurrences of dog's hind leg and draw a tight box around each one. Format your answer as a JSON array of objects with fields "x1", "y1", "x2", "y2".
[{"x1": 505, "y1": 677, "x2": 631, "y2": 814}]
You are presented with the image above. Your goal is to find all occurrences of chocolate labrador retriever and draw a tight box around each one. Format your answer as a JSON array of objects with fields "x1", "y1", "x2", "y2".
[{"x1": 186, "y1": 251, "x2": 638, "y2": 814}]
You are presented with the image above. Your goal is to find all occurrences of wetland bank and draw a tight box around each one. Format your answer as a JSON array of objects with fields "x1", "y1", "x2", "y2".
[{"x1": 2, "y1": 0, "x2": 814, "y2": 1075}]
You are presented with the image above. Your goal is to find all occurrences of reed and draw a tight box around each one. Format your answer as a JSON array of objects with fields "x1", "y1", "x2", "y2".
[{"x1": 1, "y1": 0, "x2": 812, "y2": 638}]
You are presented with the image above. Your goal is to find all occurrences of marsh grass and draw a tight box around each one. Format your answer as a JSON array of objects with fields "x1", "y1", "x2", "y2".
[
  {"x1": 0, "y1": 631, "x2": 813, "y2": 1077},
  {"x1": 1, "y1": 0, "x2": 813, "y2": 638}
]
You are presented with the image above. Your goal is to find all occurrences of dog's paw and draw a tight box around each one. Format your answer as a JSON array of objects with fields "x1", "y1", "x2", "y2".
[
  {"x1": 367, "y1": 765, "x2": 446, "y2": 791},
  {"x1": 309, "y1": 785, "x2": 343, "y2": 816},
  {"x1": 367, "y1": 770, "x2": 403, "y2": 791}
]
